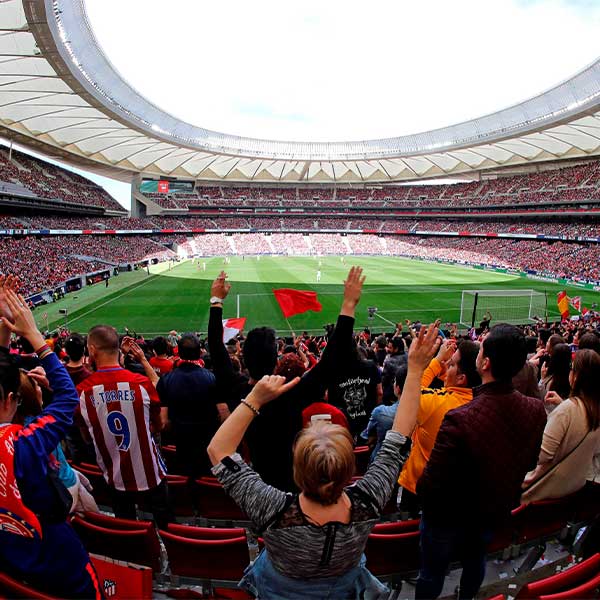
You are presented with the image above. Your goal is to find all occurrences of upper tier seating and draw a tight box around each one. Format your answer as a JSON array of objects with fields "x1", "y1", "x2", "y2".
[
  {"x1": 0, "y1": 147, "x2": 124, "y2": 212},
  {"x1": 139, "y1": 161, "x2": 600, "y2": 209}
]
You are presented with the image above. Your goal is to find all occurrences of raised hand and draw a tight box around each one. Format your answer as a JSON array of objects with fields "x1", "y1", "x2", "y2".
[
  {"x1": 128, "y1": 340, "x2": 146, "y2": 363},
  {"x1": 436, "y1": 338, "x2": 456, "y2": 363},
  {"x1": 247, "y1": 374, "x2": 301, "y2": 408},
  {"x1": 340, "y1": 266, "x2": 366, "y2": 318},
  {"x1": 408, "y1": 320, "x2": 442, "y2": 372},
  {"x1": 211, "y1": 271, "x2": 231, "y2": 301},
  {"x1": 0, "y1": 274, "x2": 21, "y2": 323},
  {"x1": 0, "y1": 288, "x2": 45, "y2": 350}
]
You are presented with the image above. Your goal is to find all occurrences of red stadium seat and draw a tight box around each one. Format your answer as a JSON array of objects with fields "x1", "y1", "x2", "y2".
[
  {"x1": 79, "y1": 511, "x2": 152, "y2": 532},
  {"x1": 0, "y1": 572, "x2": 59, "y2": 599},
  {"x1": 353, "y1": 446, "x2": 371, "y2": 476},
  {"x1": 514, "y1": 494, "x2": 579, "y2": 545},
  {"x1": 166, "y1": 523, "x2": 245, "y2": 539},
  {"x1": 371, "y1": 519, "x2": 420, "y2": 534},
  {"x1": 195, "y1": 477, "x2": 248, "y2": 521},
  {"x1": 538, "y1": 573, "x2": 600, "y2": 599},
  {"x1": 165, "y1": 475, "x2": 196, "y2": 517},
  {"x1": 516, "y1": 553, "x2": 600, "y2": 599},
  {"x1": 365, "y1": 520, "x2": 421, "y2": 576},
  {"x1": 71, "y1": 514, "x2": 161, "y2": 572},
  {"x1": 159, "y1": 528, "x2": 249, "y2": 580}
]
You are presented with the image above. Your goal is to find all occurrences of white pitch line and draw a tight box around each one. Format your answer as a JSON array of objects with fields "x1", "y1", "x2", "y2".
[
  {"x1": 61, "y1": 275, "x2": 159, "y2": 327},
  {"x1": 374, "y1": 312, "x2": 398, "y2": 327}
]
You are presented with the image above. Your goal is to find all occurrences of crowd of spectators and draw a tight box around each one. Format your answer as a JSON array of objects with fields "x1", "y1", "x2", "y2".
[
  {"x1": 0, "y1": 148, "x2": 124, "y2": 212},
  {"x1": 4, "y1": 214, "x2": 600, "y2": 240},
  {"x1": 1, "y1": 267, "x2": 599, "y2": 598},
  {"x1": 0, "y1": 233, "x2": 600, "y2": 293},
  {"x1": 231, "y1": 232, "x2": 272, "y2": 254},
  {"x1": 138, "y1": 160, "x2": 600, "y2": 211},
  {"x1": 0, "y1": 236, "x2": 175, "y2": 295},
  {"x1": 2, "y1": 229, "x2": 600, "y2": 298}
]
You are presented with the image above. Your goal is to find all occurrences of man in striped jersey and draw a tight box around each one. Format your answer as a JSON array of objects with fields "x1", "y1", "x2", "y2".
[{"x1": 77, "y1": 325, "x2": 172, "y2": 527}]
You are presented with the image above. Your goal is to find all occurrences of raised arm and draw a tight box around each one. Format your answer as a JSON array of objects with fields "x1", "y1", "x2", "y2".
[
  {"x1": 393, "y1": 320, "x2": 441, "y2": 437},
  {"x1": 0, "y1": 275, "x2": 20, "y2": 348},
  {"x1": 297, "y1": 266, "x2": 365, "y2": 400},
  {"x1": 422, "y1": 339, "x2": 455, "y2": 387},
  {"x1": 207, "y1": 272, "x2": 238, "y2": 403},
  {"x1": 1, "y1": 288, "x2": 79, "y2": 459},
  {"x1": 128, "y1": 340, "x2": 159, "y2": 387},
  {"x1": 354, "y1": 322, "x2": 441, "y2": 507}
]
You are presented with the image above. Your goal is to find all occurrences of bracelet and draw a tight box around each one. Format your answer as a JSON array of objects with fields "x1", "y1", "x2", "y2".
[
  {"x1": 35, "y1": 344, "x2": 52, "y2": 360},
  {"x1": 240, "y1": 399, "x2": 260, "y2": 417}
]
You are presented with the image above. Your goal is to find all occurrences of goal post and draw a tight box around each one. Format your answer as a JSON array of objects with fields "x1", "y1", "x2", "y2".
[{"x1": 459, "y1": 289, "x2": 547, "y2": 328}]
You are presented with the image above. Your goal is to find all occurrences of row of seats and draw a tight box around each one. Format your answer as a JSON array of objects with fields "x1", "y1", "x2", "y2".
[
  {"x1": 1, "y1": 490, "x2": 598, "y2": 598},
  {"x1": 71, "y1": 446, "x2": 382, "y2": 524}
]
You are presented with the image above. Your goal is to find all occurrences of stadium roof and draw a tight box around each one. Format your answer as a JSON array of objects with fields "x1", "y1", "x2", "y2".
[{"x1": 0, "y1": 0, "x2": 599, "y2": 183}]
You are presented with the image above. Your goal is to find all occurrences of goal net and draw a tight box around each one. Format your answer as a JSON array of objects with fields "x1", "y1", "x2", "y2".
[{"x1": 459, "y1": 289, "x2": 547, "y2": 328}]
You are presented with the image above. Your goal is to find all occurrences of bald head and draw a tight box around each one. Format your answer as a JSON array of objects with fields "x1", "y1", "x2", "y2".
[{"x1": 88, "y1": 325, "x2": 119, "y2": 356}]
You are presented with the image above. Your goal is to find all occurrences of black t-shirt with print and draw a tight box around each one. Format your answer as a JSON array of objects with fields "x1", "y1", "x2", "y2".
[{"x1": 327, "y1": 359, "x2": 381, "y2": 438}]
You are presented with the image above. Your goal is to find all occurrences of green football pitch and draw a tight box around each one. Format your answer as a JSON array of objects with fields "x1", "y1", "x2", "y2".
[{"x1": 39, "y1": 256, "x2": 600, "y2": 336}]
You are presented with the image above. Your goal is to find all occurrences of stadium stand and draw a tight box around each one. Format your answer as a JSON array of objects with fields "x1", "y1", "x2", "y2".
[
  {"x1": 1, "y1": 261, "x2": 600, "y2": 599},
  {"x1": 1, "y1": 145, "x2": 600, "y2": 600},
  {"x1": 0, "y1": 147, "x2": 125, "y2": 212},
  {"x1": 1, "y1": 229, "x2": 600, "y2": 297},
  {"x1": 136, "y1": 161, "x2": 600, "y2": 211}
]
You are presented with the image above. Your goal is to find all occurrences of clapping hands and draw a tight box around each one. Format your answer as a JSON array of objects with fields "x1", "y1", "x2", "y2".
[{"x1": 408, "y1": 319, "x2": 442, "y2": 372}]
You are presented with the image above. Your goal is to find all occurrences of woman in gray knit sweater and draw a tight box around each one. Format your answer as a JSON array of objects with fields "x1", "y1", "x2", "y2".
[{"x1": 208, "y1": 267, "x2": 441, "y2": 599}]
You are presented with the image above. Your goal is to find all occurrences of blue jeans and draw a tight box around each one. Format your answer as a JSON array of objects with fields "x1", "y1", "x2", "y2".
[
  {"x1": 240, "y1": 550, "x2": 389, "y2": 599},
  {"x1": 415, "y1": 517, "x2": 492, "y2": 600}
]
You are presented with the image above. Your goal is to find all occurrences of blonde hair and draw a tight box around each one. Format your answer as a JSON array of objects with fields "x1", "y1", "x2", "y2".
[{"x1": 293, "y1": 422, "x2": 355, "y2": 505}]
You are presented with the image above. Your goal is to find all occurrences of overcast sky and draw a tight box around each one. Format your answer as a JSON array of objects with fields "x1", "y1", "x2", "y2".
[
  {"x1": 85, "y1": 0, "x2": 600, "y2": 142},
  {"x1": 16, "y1": 1, "x2": 600, "y2": 209}
]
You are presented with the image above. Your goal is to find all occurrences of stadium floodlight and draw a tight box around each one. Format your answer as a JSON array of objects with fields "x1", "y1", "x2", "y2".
[{"x1": 459, "y1": 289, "x2": 547, "y2": 328}]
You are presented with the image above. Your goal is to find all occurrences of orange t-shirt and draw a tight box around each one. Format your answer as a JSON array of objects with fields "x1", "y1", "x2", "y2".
[{"x1": 398, "y1": 358, "x2": 472, "y2": 494}]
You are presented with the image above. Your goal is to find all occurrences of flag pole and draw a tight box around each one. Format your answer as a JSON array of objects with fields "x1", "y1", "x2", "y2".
[
  {"x1": 236, "y1": 294, "x2": 240, "y2": 318},
  {"x1": 285, "y1": 317, "x2": 294, "y2": 335}
]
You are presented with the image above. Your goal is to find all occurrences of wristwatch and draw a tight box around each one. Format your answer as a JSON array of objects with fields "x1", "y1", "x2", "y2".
[{"x1": 210, "y1": 296, "x2": 224, "y2": 305}]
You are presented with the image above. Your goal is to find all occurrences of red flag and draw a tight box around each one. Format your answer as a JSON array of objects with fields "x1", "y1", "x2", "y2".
[
  {"x1": 557, "y1": 291, "x2": 570, "y2": 320},
  {"x1": 158, "y1": 180, "x2": 169, "y2": 194},
  {"x1": 273, "y1": 288, "x2": 322, "y2": 318}
]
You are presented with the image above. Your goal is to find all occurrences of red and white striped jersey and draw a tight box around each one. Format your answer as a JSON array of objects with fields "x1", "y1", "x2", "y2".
[{"x1": 77, "y1": 366, "x2": 166, "y2": 492}]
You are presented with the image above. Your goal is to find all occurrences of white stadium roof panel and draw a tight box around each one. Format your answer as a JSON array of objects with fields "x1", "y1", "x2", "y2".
[{"x1": 0, "y1": 0, "x2": 596, "y2": 183}]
